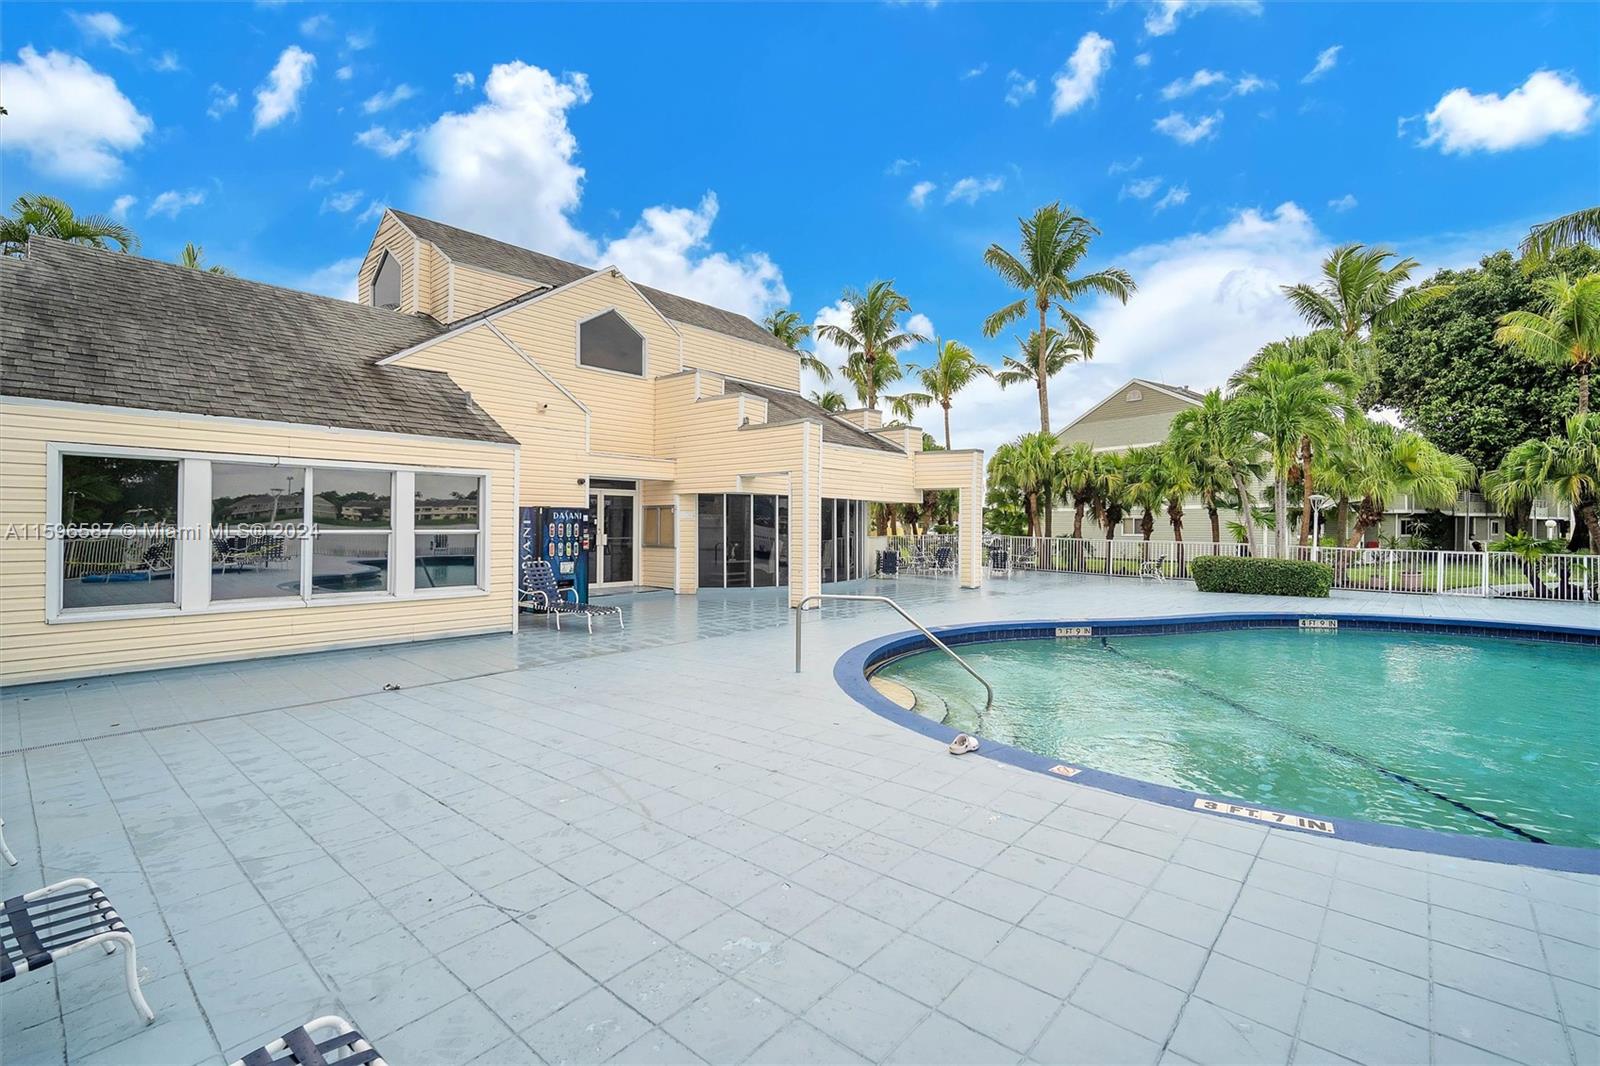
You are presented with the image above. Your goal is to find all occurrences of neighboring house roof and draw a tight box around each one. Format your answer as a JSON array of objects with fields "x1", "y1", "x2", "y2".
[
  {"x1": 389, "y1": 210, "x2": 790, "y2": 354},
  {"x1": 1135, "y1": 378, "x2": 1207, "y2": 403},
  {"x1": 0, "y1": 239, "x2": 516, "y2": 445},
  {"x1": 723, "y1": 379, "x2": 902, "y2": 454},
  {"x1": 1055, "y1": 376, "x2": 1208, "y2": 441}
]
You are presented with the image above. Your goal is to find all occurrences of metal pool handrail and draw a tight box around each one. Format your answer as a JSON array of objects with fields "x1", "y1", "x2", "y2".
[{"x1": 793, "y1": 594, "x2": 995, "y2": 717}]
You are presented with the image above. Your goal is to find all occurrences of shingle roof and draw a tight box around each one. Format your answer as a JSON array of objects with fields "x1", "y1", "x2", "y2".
[
  {"x1": 0, "y1": 239, "x2": 516, "y2": 444},
  {"x1": 389, "y1": 210, "x2": 792, "y2": 354},
  {"x1": 722, "y1": 380, "x2": 903, "y2": 454}
]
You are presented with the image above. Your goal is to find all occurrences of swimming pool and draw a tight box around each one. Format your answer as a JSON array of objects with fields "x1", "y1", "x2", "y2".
[{"x1": 861, "y1": 618, "x2": 1599, "y2": 856}]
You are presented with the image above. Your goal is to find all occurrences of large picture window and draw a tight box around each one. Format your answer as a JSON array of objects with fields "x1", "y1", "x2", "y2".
[
  {"x1": 415, "y1": 472, "x2": 481, "y2": 590},
  {"x1": 61, "y1": 455, "x2": 179, "y2": 609},
  {"x1": 695, "y1": 493, "x2": 788, "y2": 589},
  {"x1": 578, "y1": 310, "x2": 645, "y2": 376},
  {"x1": 52, "y1": 449, "x2": 490, "y2": 619}
]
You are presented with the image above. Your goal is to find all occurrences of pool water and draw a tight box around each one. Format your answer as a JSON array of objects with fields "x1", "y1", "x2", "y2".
[{"x1": 874, "y1": 629, "x2": 1599, "y2": 848}]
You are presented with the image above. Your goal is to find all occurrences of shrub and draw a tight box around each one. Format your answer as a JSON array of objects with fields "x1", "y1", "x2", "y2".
[{"x1": 1190, "y1": 555, "x2": 1333, "y2": 598}]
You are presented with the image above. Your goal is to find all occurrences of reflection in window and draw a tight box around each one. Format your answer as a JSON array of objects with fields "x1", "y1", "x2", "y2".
[
  {"x1": 61, "y1": 455, "x2": 179, "y2": 609},
  {"x1": 697, "y1": 495, "x2": 723, "y2": 588},
  {"x1": 414, "y1": 474, "x2": 479, "y2": 527},
  {"x1": 578, "y1": 310, "x2": 645, "y2": 375},
  {"x1": 753, "y1": 495, "x2": 777, "y2": 587},
  {"x1": 311, "y1": 532, "x2": 391, "y2": 594},
  {"x1": 415, "y1": 533, "x2": 478, "y2": 589},
  {"x1": 312, "y1": 468, "x2": 391, "y2": 528},
  {"x1": 372, "y1": 250, "x2": 402, "y2": 310},
  {"x1": 211, "y1": 463, "x2": 306, "y2": 601}
]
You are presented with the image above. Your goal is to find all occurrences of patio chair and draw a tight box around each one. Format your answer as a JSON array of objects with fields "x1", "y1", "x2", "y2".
[
  {"x1": 1, "y1": 876, "x2": 154, "y2": 1023},
  {"x1": 519, "y1": 560, "x2": 623, "y2": 633},
  {"x1": 878, "y1": 549, "x2": 900, "y2": 578},
  {"x1": 932, "y1": 546, "x2": 955, "y2": 576},
  {"x1": 987, "y1": 543, "x2": 1011, "y2": 578},
  {"x1": 1139, "y1": 555, "x2": 1168, "y2": 582},
  {"x1": 231, "y1": 1015, "x2": 386, "y2": 1066},
  {"x1": 0, "y1": 818, "x2": 15, "y2": 865}
]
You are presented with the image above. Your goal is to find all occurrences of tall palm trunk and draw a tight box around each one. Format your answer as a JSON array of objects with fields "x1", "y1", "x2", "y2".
[
  {"x1": 942, "y1": 402, "x2": 952, "y2": 450},
  {"x1": 1025, "y1": 491, "x2": 1039, "y2": 537},
  {"x1": 1296, "y1": 437, "x2": 1314, "y2": 546},
  {"x1": 1036, "y1": 300, "x2": 1051, "y2": 435},
  {"x1": 1274, "y1": 474, "x2": 1290, "y2": 558},
  {"x1": 1578, "y1": 362, "x2": 1590, "y2": 418},
  {"x1": 1072, "y1": 500, "x2": 1085, "y2": 539},
  {"x1": 1231, "y1": 473, "x2": 1258, "y2": 554}
]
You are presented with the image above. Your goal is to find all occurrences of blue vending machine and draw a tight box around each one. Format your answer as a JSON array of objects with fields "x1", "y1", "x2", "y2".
[{"x1": 520, "y1": 506, "x2": 594, "y2": 604}]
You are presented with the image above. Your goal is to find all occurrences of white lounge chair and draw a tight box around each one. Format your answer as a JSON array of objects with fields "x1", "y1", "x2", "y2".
[
  {"x1": 1, "y1": 876, "x2": 154, "y2": 1023},
  {"x1": 230, "y1": 1015, "x2": 386, "y2": 1066}
]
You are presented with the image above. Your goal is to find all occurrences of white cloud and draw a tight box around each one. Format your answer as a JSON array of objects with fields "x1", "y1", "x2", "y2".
[
  {"x1": 1327, "y1": 193, "x2": 1357, "y2": 212},
  {"x1": 1107, "y1": 156, "x2": 1143, "y2": 175},
  {"x1": 355, "y1": 200, "x2": 386, "y2": 224},
  {"x1": 320, "y1": 189, "x2": 364, "y2": 213},
  {"x1": 1051, "y1": 32, "x2": 1114, "y2": 118},
  {"x1": 362, "y1": 84, "x2": 416, "y2": 113},
  {"x1": 207, "y1": 84, "x2": 238, "y2": 119},
  {"x1": 453, "y1": 71, "x2": 475, "y2": 92},
  {"x1": 1153, "y1": 183, "x2": 1190, "y2": 210},
  {"x1": 297, "y1": 256, "x2": 364, "y2": 302},
  {"x1": 1420, "y1": 70, "x2": 1596, "y2": 154},
  {"x1": 344, "y1": 31, "x2": 373, "y2": 52},
  {"x1": 945, "y1": 175, "x2": 1004, "y2": 204},
  {"x1": 68, "y1": 11, "x2": 133, "y2": 51},
  {"x1": 1232, "y1": 73, "x2": 1270, "y2": 95},
  {"x1": 1004, "y1": 70, "x2": 1038, "y2": 107},
  {"x1": 298, "y1": 13, "x2": 332, "y2": 36},
  {"x1": 962, "y1": 63, "x2": 988, "y2": 80},
  {"x1": 1302, "y1": 45, "x2": 1340, "y2": 84},
  {"x1": 308, "y1": 169, "x2": 343, "y2": 189},
  {"x1": 354, "y1": 125, "x2": 416, "y2": 157},
  {"x1": 110, "y1": 194, "x2": 135, "y2": 219},
  {"x1": 153, "y1": 51, "x2": 181, "y2": 73},
  {"x1": 1160, "y1": 68, "x2": 1227, "y2": 99},
  {"x1": 146, "y1": 188, "x2": 205, "y2": 218},
  {"x1": 1120, "y1": 176, "x2": 1162, "y2": 200},
  {"x1": 597, "y1": 192, "x2": 788, "y2": 320},
  {"x1": 1154, "y1": 110, "x2": 1222, "y2": 144},
  {"x1": 1144, "y1": 0, "x2": 1262, "y2": 38},
  {"x1": 1134, "y1": 52, "x2": 1152, "y2": 68},
  {"x1": 908, "y1": 181, "x2": 936, "y2": 209},
  {"x1": 335, "y1": 65, "x2": 354, "y2": 81},
  {"x1": 0, "y1": 47, "x2": 152, "y2": 184},
  {"x1": 414, "y1": 59, "x2": 787, "y2": 318},
  {"x1": 885, "y1": 157, "x2": 918, "y2": 176},
  {"x1": 253, "y1": 45, "x2": 315, "y2": 132}
]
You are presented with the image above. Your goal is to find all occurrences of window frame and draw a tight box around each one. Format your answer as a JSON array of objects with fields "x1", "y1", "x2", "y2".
[
  {"x1": 372, "y1": 249, "x2": 403, "y2": 310},
  {"x1": 574, "y1": 307, "x2": 648, "y2": 378},
  {"x1": 45, "y1": 443, "x2": 492, "y2": 624},
  {"x1": 643, "y1": 504, "x2": 675, "y2": 549},
  {"x1": 411, "y1": 471, "x2": 487, "y2": 596}
]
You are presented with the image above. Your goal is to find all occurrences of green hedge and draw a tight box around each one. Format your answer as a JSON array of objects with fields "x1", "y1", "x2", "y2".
[{"x1": 1190, "y1": 555, "x2": 1333, "y2": 598}]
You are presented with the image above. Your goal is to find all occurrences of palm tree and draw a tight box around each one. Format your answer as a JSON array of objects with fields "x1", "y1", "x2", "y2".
[
  {"x1": 1494, "y1": 272, "x2": 1600, "y2": 417},
  {"x1": 1057, "y1": 440, "x2": 1100, "y2": 540},
  {"x1": 1486, "y1": 414, "x2": 1600, "y2": 554},
  {"x1": 1168, "y1": 389, "x2": 1265, "y2": 546},
  {"x1": 914, "y1": 339, "x2": 991, "y2": 449},
  {"x1": 988, "y1": 432, "x2": 1060, "y2": 537},
  {"x1": 814, "y1": 281, "x2": 925, "y2": 410},
  {"x1": 981, "y1": 203, "x2": 1135, "y2": 435},
  {"x1": 1089, "y1": 451, "x2": 1131, "y2": 548},
  {"x1": 1121, "y1": 446, "x2": 1170, "y2": 546},
  {"x1": 996, "y1": 328, "x2": 1090, "y2": 536},
  {"x1": 1228, "y1": 353, "x2": 1358, "y2": 558},
  {"x1": 1318, "y1": 416, "x2": 1473, "y2": 548},
  {"x1": 810, "y1": 389, "x2": 847, "y2": 413},
  {"x1": 764, "y1": 308, "x2": 833, "y2": 382},
  {"x1": 178, "y1": 242, "x2": 233, "y2": 276},
  {"x1": 1282, "y1": 244, "x2": 1449, "y2": 340},
  {"x1": 1521, "y1": 206, "x2": 1600, "y2": 262},
  {"x1": 1, "y1": 194, "x2": 139, "y2": 256}
]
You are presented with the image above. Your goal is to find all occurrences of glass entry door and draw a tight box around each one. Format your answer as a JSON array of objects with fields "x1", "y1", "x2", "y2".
[{"x1": 591, "y1": 490, "x2": 637, "y2": 587}]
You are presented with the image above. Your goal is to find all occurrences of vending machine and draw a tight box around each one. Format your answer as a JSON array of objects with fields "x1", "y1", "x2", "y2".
[{"x1": 519, "y1": 506, "x2": 594, "y2": 604}]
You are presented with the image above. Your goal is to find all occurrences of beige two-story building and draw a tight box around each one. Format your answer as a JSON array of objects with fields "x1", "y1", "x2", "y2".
[{"x1": 0, "y1": 214, "x2": 983, "y2": 684}]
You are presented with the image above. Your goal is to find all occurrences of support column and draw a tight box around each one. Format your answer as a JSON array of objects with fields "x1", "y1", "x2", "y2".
[
  {"x1": 959, "y1": 451, "x2": 984, "y2": 590},
  {"x1": 789, "y1": 423, "x2": 824, "y2": 608}
]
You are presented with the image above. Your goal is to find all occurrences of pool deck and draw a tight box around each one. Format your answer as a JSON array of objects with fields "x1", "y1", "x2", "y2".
[{"x1": 2, "y1": 574, "x2": 1596, "y2": 1065}]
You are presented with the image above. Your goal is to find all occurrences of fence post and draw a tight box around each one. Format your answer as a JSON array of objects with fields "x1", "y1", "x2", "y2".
[
  {"x1": 1436, "y1": 553, "x2": 1445, "y2": 594},
  {"x1": 1480, "y1": 552, "x2": 1489, "y2": 598}
]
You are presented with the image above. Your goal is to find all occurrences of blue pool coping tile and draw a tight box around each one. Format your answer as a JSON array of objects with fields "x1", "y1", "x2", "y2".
[{"x1": 833, "y1": 612, "x2": 1600, "y2": 876}]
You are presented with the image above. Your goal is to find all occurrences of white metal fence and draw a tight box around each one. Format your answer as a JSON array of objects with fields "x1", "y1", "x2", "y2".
[{"x1": 885, "y1": 532, "x2": 1598, "y2": 603}]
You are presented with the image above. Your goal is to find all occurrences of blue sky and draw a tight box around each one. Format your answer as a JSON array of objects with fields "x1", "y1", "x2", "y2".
[{"x1": 4, "y1": 1, "x2": 1598, "y2": 452}]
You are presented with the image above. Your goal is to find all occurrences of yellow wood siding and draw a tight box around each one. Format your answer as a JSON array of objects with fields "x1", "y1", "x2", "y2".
[
  {"x1": 1059, "y1": 385, "x2": 1196, "y2": 451},
  {"x1": 821, "y1": 444, "x2": 919, "y2": 504},
  {"x1": 640, "y1": 481, "x2": 676, "y2": 588},
  {"x1": 677, "y1": 323, "x2": 798, "y2": 391},
  {"x1": 449, "y1": 264, "x2": 541, "y2": 320},
  {"x1": 0, "y1": 401, "x2": 516, "y2": 685},
  {"x1": 357, "y1": 213, "x2": 418, "y2": 310}
]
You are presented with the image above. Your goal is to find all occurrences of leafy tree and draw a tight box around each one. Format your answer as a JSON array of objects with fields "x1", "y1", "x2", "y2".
[
  {"x1": 1315, "y1": 416, "x2": 1473, "y2": 548},
  {"x1": 1168, "y1": 388, "x2": 1265, "y2": 546},
  {"x1": 1088, "y1": 450, "x2": 1131, "y2": 544},
  {"x1": 1283, "y1": 243, "x2": 1449, "y2": 340},
  {"x1": 981, "y1": 203, "x2": 1134, "y2": 435},
  {"x1": 1494, "y1": 272, "x2": 1600, "y2": 417},
  {"x1": 912, "y1": 339, "x2": 990, "y2": 449},
  {"x1": 1485, "y1": 413, "x2": 1600, "y2": 552},
  {"x1": 1056, "y1": 440, "x2": 1100, "y2": 540},
  {"x1": 1374, "y1": 247, "x2": 1597, "y2": 474},
  {"x1": 178, "y1": 242, "x2": 233, "y2": 276},
  {"x1": 1, "y1": 194, "x2": 139, "y2": 256},
  {"x1": 1121, "y1": 446, "x2": 1171, "y2": 544},
  {"x1": 987, "y1": 432, "x2": 1059, "y2": 537},
  {"x1": 815, "y1": 281, "x2": 925, "y2": 410},
  {"x1": 764, "y1": 308, "x2": 832, "y2": 382},
  {"x1": 809, "y1": 389, "x2": 847, "y2": 412}
]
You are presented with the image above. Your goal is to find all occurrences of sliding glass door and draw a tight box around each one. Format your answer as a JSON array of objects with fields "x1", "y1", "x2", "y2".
[{"x1": 696, "y1": 493, "x2": 787, "y2": 589}]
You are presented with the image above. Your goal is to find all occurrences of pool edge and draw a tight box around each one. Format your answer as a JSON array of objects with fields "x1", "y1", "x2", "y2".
[{"x1": 834, "y1": 612, "x2": 1600, "y2": 876}]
